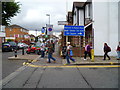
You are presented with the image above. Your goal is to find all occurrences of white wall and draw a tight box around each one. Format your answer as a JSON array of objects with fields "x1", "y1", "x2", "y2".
[
  {"x1": 73, "y1": 8, "x2": 77, "y2": 25},
  {"x1": 93, "y1": 1, "x2": 118, "y2": 56},
  {"x1": 79, "y1": 9, "x2": 84, "y2": 25},
  {"x1": 118, "y1": 1, "x2": 120, "y2": 42}
]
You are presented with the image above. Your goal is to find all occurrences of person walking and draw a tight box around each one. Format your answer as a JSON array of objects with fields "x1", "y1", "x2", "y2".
[
  {"x1": 47, "y1": 41, "x2": 56, "y2": 63},
  {"x1": 62, "y1": 43, "x2": 67, "y2": 59},
  {"x1": 116, "y1": 42, "x2": 120, "y2": 60},
  {"x1": 65, "y1": 42, "x2": 75, "y2": 65},
  {"x1": 40, "y1": 41, "x2": 45, "y2": 58},
  {"x1": 51, "y1": 40, "x2": 55, "y2": 52},
  {"x1": 84, "y1": 43, "x2": 92, "y2": 60},
  {"x1": 103, "y1": 43, "x2": 111, "y2": 60}
]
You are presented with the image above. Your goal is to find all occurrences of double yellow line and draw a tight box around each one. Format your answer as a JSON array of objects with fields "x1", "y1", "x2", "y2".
[{"x1": 23, "y1": 63, "x2": 120, "y2": 68}]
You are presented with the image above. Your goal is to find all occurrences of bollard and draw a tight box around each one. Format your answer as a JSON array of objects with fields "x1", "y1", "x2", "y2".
[
  {"x1": 91, "y1": 49, "x2": 94, "y2": 62},
  {"x1": 22, "y1": 47, "x2": 24, "y2": 55},
  {"x1": 14, "y1": 49, "x2": 17, "y2": 57}
]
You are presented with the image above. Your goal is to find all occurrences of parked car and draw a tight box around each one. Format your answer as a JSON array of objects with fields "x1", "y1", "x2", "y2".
[
  {"x1": 17, "y1": 43, "x2": 28, "y2": 49},
  {"x1": 2, "y1": 42, "x2": 17, "y2": 52},
  {"x1": 26, "y1": 45, "x2": 41, "y2": 55}
]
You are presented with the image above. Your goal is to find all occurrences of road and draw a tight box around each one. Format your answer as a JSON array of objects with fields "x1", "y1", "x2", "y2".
[
  {"x1": 2, "y1": 50, "x2": 27, "y2": 79},
  {"x1": 1, "y1": 44, "x2": 120, "y2": 89},
  {"x1": 2, "y1": 65, "x2": 119, "y2": 88}
]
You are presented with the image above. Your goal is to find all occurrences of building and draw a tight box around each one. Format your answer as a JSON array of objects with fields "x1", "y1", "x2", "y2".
[
  {"x1": 66, "y1": 0, "x2": 119, "y2": 56},
  {"x1": 0, "y1": 25, "x2": 5, "y2": 49},
  {"x1": 92, "y1": 0, "x2": 120, "y2": 56},
  {"x1": 5, "y1": 24, "x2": 30, "y2": 43}
]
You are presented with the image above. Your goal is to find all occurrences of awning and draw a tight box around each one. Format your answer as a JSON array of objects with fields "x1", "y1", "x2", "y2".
[{"x1": 84, "y1": 21, "x2": 94, "y2": 29}]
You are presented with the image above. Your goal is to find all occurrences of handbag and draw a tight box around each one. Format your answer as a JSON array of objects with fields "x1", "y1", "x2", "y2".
[{"x1": 69, "y1": 50, "x2": 73, "y2": 56}]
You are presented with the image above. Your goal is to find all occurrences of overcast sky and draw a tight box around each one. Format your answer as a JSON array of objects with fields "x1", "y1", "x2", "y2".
[{"x1": 10, "y1": 0, "x2": 86, "y2": 36}]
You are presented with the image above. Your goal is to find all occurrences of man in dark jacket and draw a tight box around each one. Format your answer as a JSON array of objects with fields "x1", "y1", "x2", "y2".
[
  {"x1": 47, "y1": 41, "x2": 56, "y2": 63},
  {"x1": 103, "y1": 43, "x2": 111, "y2": 60}
]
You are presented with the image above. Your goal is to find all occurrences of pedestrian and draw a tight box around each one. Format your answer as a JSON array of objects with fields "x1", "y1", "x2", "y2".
[
  {"x1": 84, "y1": 43, "x2": 92, "y2": 60},
  {"x1": 62, "y1": 43, "x2": 67, "y2": 59},
  {"x1": 40, "y1": 40, "x2": 45, "y2": 58},
  {"x1": 116, "y1": 42, "x2": 120, "y2": 60},
  {"x1": 65, "y1": 42, "x2": 75, "y2": 65},
  {"x1": 51, "y1": 40, "x2": 55, "y2": 52},
  {"x1": 47, "y1": 41, "x2": 56, "y2": 63},
  {"x1": 103, "y1": 43, "x2": 111, "y2": 60}
]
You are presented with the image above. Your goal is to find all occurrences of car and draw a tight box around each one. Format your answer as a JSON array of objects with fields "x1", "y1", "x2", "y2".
[
  {"x1": 26, "y1": 45, "x2": 41, "y2": 55},
  {"x1": 2, "y1": 42, "x2": 17, "y2": 52},
  {"x1": 17, "y1": 43, "x2": 28, "y2": 49}
]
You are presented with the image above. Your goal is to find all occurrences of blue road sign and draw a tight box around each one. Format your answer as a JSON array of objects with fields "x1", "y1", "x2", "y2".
[
  {"x1": 64, "y1": 25, "x2": 84, "y2": 36},
  {"x1": 48, "y1": 27, "x2": 52, "y2": 31},
  {"x1": 41, "y1": 28, "x2": 45, "y2": 34}
]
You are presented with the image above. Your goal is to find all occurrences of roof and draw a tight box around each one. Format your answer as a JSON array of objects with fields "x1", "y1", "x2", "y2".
[
  {"x1": 73, "y1": 2, "x2": 85, "y2": 8},
  {"x1": 72, "y1": 2, "x2": 85, "y2": 15},
  {"x1": 6, "y1": 24, "x2": 29, "y2": 31}
]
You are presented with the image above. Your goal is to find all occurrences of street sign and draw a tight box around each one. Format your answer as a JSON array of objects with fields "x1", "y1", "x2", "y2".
[
  {"x1": 64, "y1": 25, "x2": 84, "y2": 36},
  {"x1": 58, "y1": 21, "x2": 68, "y2": 25},
  {"x1": 41, "y1": 28, "x2": 45, "y2": 34},
  {"x1": 48, "y1": 27, "x2": 52, "y2": 31},
  {"x1": 46, "y1": 24, "x2": 53, "y2": 35}
]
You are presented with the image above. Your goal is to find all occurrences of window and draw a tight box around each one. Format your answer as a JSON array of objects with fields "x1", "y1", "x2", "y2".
[
  {"x1": 20, "y1": 29, "x2": 22, "y2": 32},
  {"x1": 9, "y1": 28, "x2": 12, "y2": 31}
]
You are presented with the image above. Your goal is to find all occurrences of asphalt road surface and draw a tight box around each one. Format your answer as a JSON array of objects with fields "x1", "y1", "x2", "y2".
[
  {"x1": 2, "y1": 50, "x2": 27, "y2": 79},
  {"x1": 2, "y1": 66, "x2": 119, "y2": 89}
]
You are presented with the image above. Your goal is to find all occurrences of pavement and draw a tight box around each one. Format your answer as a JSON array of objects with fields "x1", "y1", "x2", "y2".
[
  {"x1": 8, "y1": 53, "x2": 120, "y2": 65},
  {"x1": 8, "y1": 54, "x2": 40, "y2": 62}
]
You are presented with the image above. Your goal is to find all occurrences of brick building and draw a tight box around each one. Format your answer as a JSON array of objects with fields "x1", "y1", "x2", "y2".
[{"x1": 5, "y1": 24, "x2": 30, "y2": 43}]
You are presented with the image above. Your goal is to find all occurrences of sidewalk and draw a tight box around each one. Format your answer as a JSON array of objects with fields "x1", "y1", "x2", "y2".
[
  {"x1": 8, "y1": 54, "x2": 40, "y2": 62},
  {"x1": 7, "y1": 43, "x2": 120, "y2": 65},
  {"x1": 62, "y1": 56, "x2": 120, "y2": 65},
  {"x1": 7, "y1": 52, "x2": 120, "y2": 66}
]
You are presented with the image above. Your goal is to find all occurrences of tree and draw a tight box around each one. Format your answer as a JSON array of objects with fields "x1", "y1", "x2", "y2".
[{"x1": 2, "y1": 2, "x2": 21, "y2": 25}]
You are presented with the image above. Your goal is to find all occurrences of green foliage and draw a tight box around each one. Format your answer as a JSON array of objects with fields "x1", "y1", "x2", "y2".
[
  {"x1": 2, "y1": 2, "x2": 21, "y2": 25},
  {"x1": 7, "y1": 39, "x2": 13, "y2": 42}
]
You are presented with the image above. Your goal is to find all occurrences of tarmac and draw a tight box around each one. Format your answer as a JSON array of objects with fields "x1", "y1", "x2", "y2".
[{"x1": 1, "y1": 48, "x2": 120, "y2": 89}]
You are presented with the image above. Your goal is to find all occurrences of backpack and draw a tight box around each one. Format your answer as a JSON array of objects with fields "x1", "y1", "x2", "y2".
[{"x1": 107, "y1": 46, "x2": 111, "y2": 52}]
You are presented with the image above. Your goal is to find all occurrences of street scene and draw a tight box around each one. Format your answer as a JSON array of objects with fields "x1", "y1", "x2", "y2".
[{"x1": 0, "y1": 0, "x2": 120, "y2": 89}]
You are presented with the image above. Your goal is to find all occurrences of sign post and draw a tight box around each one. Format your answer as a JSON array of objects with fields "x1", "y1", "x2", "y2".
[{"x1": 64, "y1": 25, "x2": 84, "y2": 59}]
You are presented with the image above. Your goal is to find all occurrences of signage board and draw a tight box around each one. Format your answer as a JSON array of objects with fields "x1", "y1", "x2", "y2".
[
  {"x1": 64, "y1": 25, "x2": 84, "y2": 36},
  {"x1": 41, "y1": 28, "x2": 45, "y2": 34},
  {"x1": 58, "y1": 21, "x2": 68, "y2": 25},
  {"x1": 46, "y1": 24, "x2": 53, "y2": 35}
]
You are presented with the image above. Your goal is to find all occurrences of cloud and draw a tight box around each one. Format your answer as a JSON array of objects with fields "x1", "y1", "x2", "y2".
[{"x1": 11, "y1": 0, "x2": 86, "y2": 35}]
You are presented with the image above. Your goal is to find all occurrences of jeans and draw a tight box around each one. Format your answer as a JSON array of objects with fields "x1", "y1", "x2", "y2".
[
  {"x1": 48, "y1": 53, "x2": 56, "y2": 63},
  {"x1": 66, "y1": 55, "x2": 75, "y2": 64},
  {"x1": 117, "y1": 51, "x2": 120, "y2": 59},
  {"x1": 41, "y1": 50, "x2": 45, "y2": 58}
]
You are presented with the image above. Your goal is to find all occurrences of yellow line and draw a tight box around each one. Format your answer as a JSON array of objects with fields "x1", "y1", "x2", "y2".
[{"x1": 26, "y1": 64, "x2": 120, "y2": 68}]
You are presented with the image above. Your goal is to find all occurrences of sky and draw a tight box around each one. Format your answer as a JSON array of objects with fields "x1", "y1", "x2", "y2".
[{"x1": 10, "y1": 0, "x2": 87, "y2": 36}]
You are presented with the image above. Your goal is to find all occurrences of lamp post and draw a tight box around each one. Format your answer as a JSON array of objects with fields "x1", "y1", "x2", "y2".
[{"x1": 46, "y1": 14, "x2": 50, "y2": 25}]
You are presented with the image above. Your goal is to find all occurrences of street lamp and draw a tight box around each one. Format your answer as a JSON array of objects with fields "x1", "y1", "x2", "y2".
[{"x1": 46, "y1": 14, "x2": 50, "y2": 25}]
